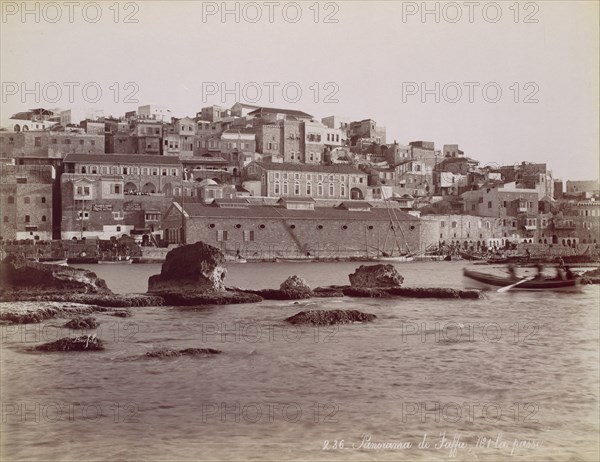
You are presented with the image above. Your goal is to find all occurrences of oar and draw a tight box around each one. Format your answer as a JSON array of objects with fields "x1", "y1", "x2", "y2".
[{"x1": 497, "y1": 276, "x2": 535, "y2": 293}]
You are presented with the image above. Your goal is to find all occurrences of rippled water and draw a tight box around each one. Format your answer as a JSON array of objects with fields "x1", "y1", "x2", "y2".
[{"x1": 1, "y1": 262, "x2": 599, "y2": 461}]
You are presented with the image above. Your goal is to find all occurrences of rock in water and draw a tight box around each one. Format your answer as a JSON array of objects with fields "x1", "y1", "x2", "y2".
[
  {"x1": 285, "y1": 309, "x2": 376, "y2": 325},
  {"x1": 64, "y1": 316, "x2": 99, "y2": 329},
  {"x1": 0, "y1": 255, "x2": 110, "y2": 298},
  {"x1": 279, "y1": 275, "x2": 313, "y2": 299},
  {"x1": 145, "y1": 347, "x2": 221, "y2": 358},
  {"x1": 148, "y1": 242, "x2": 227, "y2": 293},
  {"x1": 348, "y1": 264, "x2": 404, "y2": 287},
  {"x1": 35, "y1": 335, "x2": 104, "y2": 352}
]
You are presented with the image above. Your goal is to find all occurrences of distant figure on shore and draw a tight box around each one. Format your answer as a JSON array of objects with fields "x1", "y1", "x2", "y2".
[{"x1": 525, "y1": 249, "x2": 531, "y2": 261}]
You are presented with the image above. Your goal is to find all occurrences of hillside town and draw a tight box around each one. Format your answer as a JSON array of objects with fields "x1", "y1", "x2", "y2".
[{"x1": 0, "y1": 103, "x2": 598, "y2": 262}]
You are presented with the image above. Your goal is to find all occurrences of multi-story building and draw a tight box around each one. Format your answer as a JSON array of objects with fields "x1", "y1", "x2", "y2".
[
  {"x1": 348, "y1": 119, "x2": 386, "y2": 146},
  {"x1": 60, "y1": 153, "x2": 191, "y2": 241},
  {"x1": 244, "y1": 161, "x2": 368, "y2": 200},
  {"x1": 566, "y1": 180, "x2": 599, "y2": 196},
  {"x1": 198, "y1": 106, "x2": 226, "y2": 123},
  {"x1": 0, "y1": 130, "x2": 105, "y2": 160},
  {"x1": 137, "y1": 105, "x2": 172, "y2": 122},
  {"x1": 133, "y1": 120, "x2": 163, "y2": 155},
  {"x1": 0, "y1": 164, "x2": 54, "y2": 241},
  {"x1": 1, "y1": 108, "x2": 58, "y2": 132}
]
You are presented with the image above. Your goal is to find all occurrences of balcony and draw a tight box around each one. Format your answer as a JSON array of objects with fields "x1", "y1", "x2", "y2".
[{"x1": 554, "y1": 222, "x2": 576, "y2": 230}]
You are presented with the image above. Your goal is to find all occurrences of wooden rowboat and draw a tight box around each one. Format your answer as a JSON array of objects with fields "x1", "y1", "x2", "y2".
[{"x1": 463, "y1": 268, "x2": 582, "y2": 292}]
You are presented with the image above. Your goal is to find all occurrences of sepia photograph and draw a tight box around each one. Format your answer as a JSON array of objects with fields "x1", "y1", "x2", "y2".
[{"x1": 0, "y1": 1, "x2": 599, "y2": 461}]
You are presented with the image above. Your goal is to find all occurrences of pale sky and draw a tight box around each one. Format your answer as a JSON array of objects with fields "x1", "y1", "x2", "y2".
[{"x1": 1, "y1": 0, "x2": 598, "y2": 180}]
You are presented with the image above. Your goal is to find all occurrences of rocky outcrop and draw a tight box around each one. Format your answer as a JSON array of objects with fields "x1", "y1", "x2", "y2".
[
  {"x1": 64, "y1": 317, "x2": 99, "y2": 329},
  {"x1": 35, "y1": 335, "x2": 104, "y2": 352},
  {"x1": 312, "y1": 287, "x2": 345, "y2": 297},
  {"x1": 145, "y1": 347, "x2": 221, "y2": 358},
  {"x1": 386, "y1": 287, "x2": 483, "y2": 299},
  {"x1": 148, "y1": 242, "x2": 227, "y2": 293},
  {"x1": 112, "y1": 309, "x2": 132, "y2": 318},
  {"x1": 349, "y1": 264, "x2": 404, "y2": 287},
  {"x1": 157, "y1": 291, "x2": 262, "y2": 306},
  {"x1": 146, "y1": 242, "x2": 259, "y2": 305},
  {"x1": 0, "y1": 255, "x2": 110, "y2": 300},
  {"x1": 0, "y1": 302, "x2": 111, "y2": 324},
  {"x1": 279, "y1": 275, "x2": 313, "y2": 299},
  {"x1": 1, "y1": 293, "x2": 163, "y2": 307},
  {"x1": 285, "y1": 309, "x2": 377, "y2": 325}
]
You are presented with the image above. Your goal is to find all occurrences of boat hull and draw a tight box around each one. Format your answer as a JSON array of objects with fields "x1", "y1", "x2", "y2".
[
  {"x1": 376, "y1": 256, "x2": 415, "y2": 263},
  {"x1": 463, "y1": 269, "x2": 582, "y2": 292},
  {"x1": 98, "y1": 259, "x2": 133, "y2": 265}
]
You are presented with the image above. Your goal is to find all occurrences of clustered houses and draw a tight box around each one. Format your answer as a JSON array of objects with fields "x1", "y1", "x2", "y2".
[{"x1": 0, "y1": 103, "x2": 598, "y2": 257}]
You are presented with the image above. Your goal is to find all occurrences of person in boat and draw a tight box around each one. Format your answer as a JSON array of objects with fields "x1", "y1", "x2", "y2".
[
  {"x1": 507, "y1": 263, "x2": 517, "y2": 280},
  {"x1": 555, "y1": 266, "x2": 566, "y2": 281},
  {"x1": 564, "y1": 266, "x2": 575, "y2": 280},
  {"x1": 534, "y1": 263, "x2": 545, "y2": 281}
]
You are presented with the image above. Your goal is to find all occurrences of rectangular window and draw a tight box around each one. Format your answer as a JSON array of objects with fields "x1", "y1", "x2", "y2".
[
  {"x1": 25, "y1": 215, "x2": 30, "y2": 223},
  {"x1": 488, "y1": 201, "x2": 492, "y2": 208},
  {"x1": 217, "y1": 230, "x2": 228, "y2": 241},
  {"x1": 243, "y1": 230, "x2": 255, "y2": 242},
  {"x1": 35, "y1": 137, "x2": 41, "y2": 147}
]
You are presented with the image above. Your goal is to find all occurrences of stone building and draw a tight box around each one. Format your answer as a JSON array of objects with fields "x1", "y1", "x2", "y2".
[
  {"x1": 244, "y1": 161, "x2": 368, "y2": 200},
  {"x1": 162, "y1": 199, "x2": 422, "y2": 259},
  {"x1": 0, "y1": 131, "x2": 105, "y2": 160},
  {"x1": 0, "y1": 164, "x2": 54, "y2": 241}
]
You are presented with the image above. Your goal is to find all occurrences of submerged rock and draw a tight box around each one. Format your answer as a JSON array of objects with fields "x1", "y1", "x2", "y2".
[
  {"x1": 279, "y1": 275, "x2": 313, "y2": 299},
  {"x1": 112, "y1": 309, "x2": 132, "y2": 318},
  {"x1": 342, "y1": 286, "x2": 391, "y2": 298},
  {"x1": 349, "y1": 264, "x2": 404, "y2": 287},
  {"x1": 148, "y1": 242, "x2": 227, "y2": 293},
  {"x1": 145, "y1": 347, "x2": 221, "y2": 358},
  {"x1": 158, "y1": 291, "x2": 262, "y2": 305},
  {"x1": 35, "y1": 335, "x2": 104, "y2": 352},
  {"x1": 64, "y1": 316, "x2": 98, "y2": 329},
  {"x1": 386, "y1": 287, "x2": 483, "y2": 299},
  {"x1": 285, "y1": 309, "x2": 376, "y2": 325},
  {"x1": 312, "y1": 287, "x2": 345, "y2": 298},
  {"x1": 0, "y1": 303, "x2": 110, "y2": 324}
]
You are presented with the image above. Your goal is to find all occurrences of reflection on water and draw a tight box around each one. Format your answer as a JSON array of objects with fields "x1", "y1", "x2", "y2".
[{"x1": 1, "y1": 262, "x2": 598, "y2": 461}]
